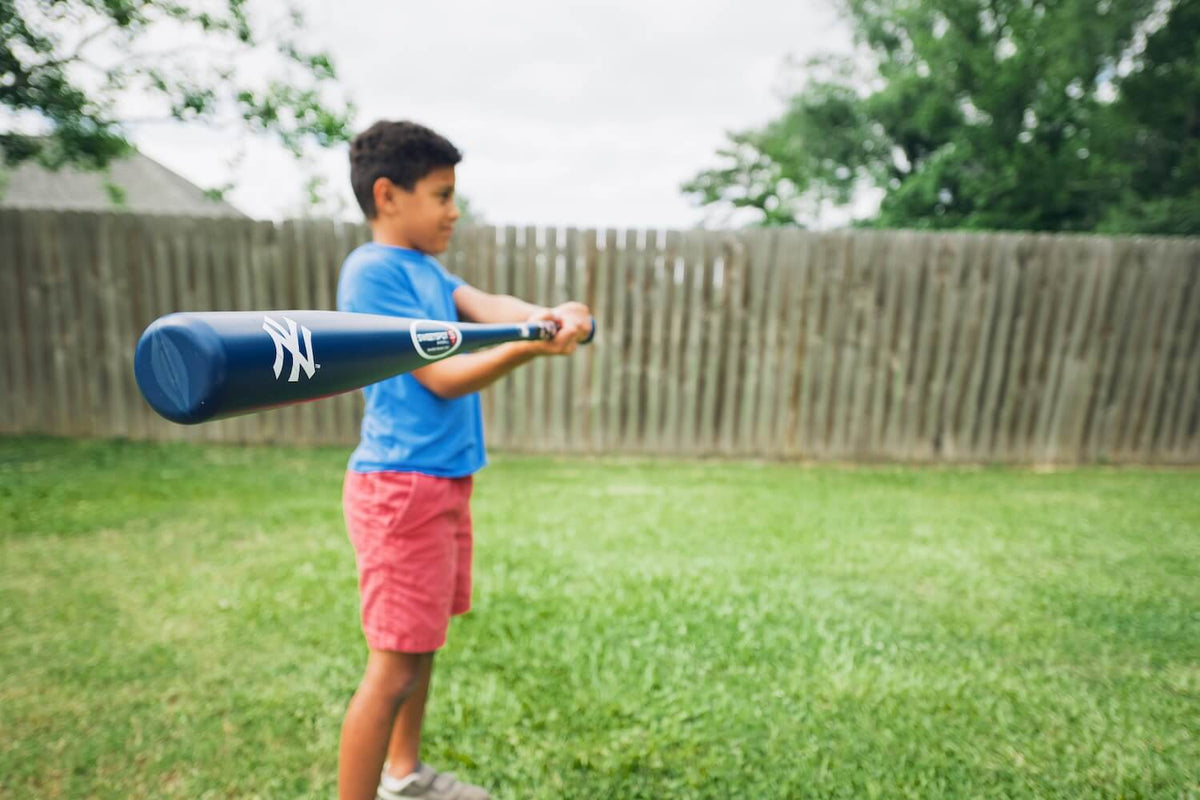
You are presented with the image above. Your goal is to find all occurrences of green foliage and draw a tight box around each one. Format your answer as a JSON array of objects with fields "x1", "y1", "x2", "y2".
[
  {"x1": 684, "y1": 0, "x2": 1200, "y2": 234},
  {"x1": 1092, "y1": 0, "x2": 1200, "y2": 234},
  {"x1": 0, "y1": 0, "x2": 355, "y2": 169},
  {"x1": 455, "y1": 193, "x2": 484, "y2": 225},
  {"x1": 3, "y1": 437, "x2": 1199, "y2": 798},
  {"x1": 101, "y1": 176, "x2": 127, "y2": 206}
]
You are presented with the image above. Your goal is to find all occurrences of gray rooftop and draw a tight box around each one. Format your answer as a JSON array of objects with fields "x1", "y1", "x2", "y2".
[{"x1": 0, "y1": 150, "x2": 248, "y2": 218}]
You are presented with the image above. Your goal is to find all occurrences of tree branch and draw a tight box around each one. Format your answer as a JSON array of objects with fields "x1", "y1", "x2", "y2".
[{"x1": 36, "y1": 22, "x2": 118, "y2": 70}]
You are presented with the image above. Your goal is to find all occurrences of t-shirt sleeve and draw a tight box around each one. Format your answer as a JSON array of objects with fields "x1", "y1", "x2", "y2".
[
  {"x1": 338, "y1": 262, "x2": 426, "y2": 319},
  {"x1": 435, "y1": 260, "x2": 467, "y2": 293}
]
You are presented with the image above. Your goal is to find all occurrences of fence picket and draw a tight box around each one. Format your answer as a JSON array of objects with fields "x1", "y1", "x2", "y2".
[
  {"x1": 1051, "y1": 238, "x2": 1111, "y2": 462},
  {"x1": 1074, "y1": 238, "x2": 1118, "y2": 462},
  {"x1": 1091, "y1": 241, "x2": 1145, "y2": 460},
  {"x1": 750, "y1": 231, "x2": 784, "y2": 451},
  {"x1": 868, "y1": 234, "x2": 901, "y2": 456},
  {"x1": 1011, "y1": 236, "x2": 1056, "y2": 461},
  {"x1": 698, "y1": 233, "x2": 729, "y2": 454},
  {"x1": 559, "y1": 227, "x2": 579, "y2": 450},
  {"x1": 661, "y1": 230, "x2": 686, "y2": 452},
  {"x1": 678, "y1": 231, "x2": 707, "y2": 453},
  {"x1": 1, "y1": 213, "x2": 30, "y2": 431},
  {"x1": 1030, "y1": 238, "x2": 1084, "y2": 461},
  {"x1": 618, "y1": 228, "x2": 641, "y2": 447},
  {"x1": 776, "y1": 232, "x2": 812, "y2": 457},
  {"x1": 739, "y1": 231, "x2": 777, "y2": 453},
  {"x1": 577, "y1": 229, "x2": 599, "y2": 449},
  {"x1": 1163, "y1": 242, "x2": 1200, "y2": 458},
  {"x1": 842, "y1": 232, "x2": 881, "y2": 457},
  {"x1": 960, "y1": 235, "x2": 1008, "y2": 459},
  {"x1": 590, "y1": 229, "x2": 615, "y2": 451},
  {"x1": 15, "y1": 211, "x2": 48, "y2": 432},
  {"x1": 56, "y1": 213, "x2": 93, "y2": 436},
  {"x1": 625, "y1": 230, "x2": 650, "y2": 450},
  {"x1": 100, "y1": 214, "x2": 134, "y2": 437},
  {"x1": 532, "y1": 228, "x2": 554, "y2": 450},
  {"x1": 882, "y1": 233, "x2": 918, "y2": 458},
  {"x1": 645, "y1": 230, "x2": 673, "y2": 451},
  {"x1": 1136, "y1": 241, "x2": 1192, "y2": 458},
  {"x1": 33, "y1": 212, "x2": 72, "y2": 434},
  {"x1": 0, "y1": 214, "x2": 17, "y2": 429},
  {"x1": 854, "y1": 233, "x2": 890, "y2": 456},
  {"x1": 798, "y1": 234, "x2": 830, "y2": 457},
  {"x1": 920, "y1": 235, "x2": 967, "y2": 459},
  {"x1": 718, "y1": 234, "x2": 747, "y2": 455},
  {"x1": 940, "y1": 235, "x2": 988, "y2": 461},
  {"x1": 897, "y1": 236, "x2": 934, "y2": 460},
  {"x1": 975, "y1": 237, "x2": 1022, "y2": 458},
  {"x1": 604, "y1": 229, "x2": 628, "y2": 451},
  {"x1": 1116, "y1": 241, "x2": 1172, "y2": 458}
]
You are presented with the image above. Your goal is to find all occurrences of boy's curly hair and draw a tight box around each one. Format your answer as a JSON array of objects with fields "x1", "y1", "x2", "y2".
[{"x1": 349, "y1": 120, "x2": 462, "y2": 219}]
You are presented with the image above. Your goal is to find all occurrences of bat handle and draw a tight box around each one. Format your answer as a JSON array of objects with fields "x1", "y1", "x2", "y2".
[
  {"x1": 531, "y1": 317, "x2": 597, "y2": 344},
  {"x1": 532, "y1": 320, "x2": 558, "y2": 340}
]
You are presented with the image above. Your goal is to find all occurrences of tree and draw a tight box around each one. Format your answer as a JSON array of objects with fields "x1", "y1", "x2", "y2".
[
  {"x1": 683, "y1": 0, "x2": 1199, "y2": 234},
  {"x1": 1, "y1": 0, "x2": 354, "y2": 182},
  {"x1": 1093, "y1": 0, "x2": 1200, "y2": 234}
]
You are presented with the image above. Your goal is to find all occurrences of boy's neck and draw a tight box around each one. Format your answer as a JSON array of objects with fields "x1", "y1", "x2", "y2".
[{"x1": 370, "y1": 223, "x2": 424, "y2": 253}]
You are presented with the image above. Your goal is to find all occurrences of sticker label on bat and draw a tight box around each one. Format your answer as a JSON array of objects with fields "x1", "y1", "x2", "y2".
[
  {"x1": 263, "y1": 315, "x2": 319, "y2": 382},
  {"x1": 410, "y1": 321, "x2": 463, "y2": 360}
]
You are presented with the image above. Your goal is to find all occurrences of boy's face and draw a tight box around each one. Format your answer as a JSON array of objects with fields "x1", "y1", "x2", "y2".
[{"x1": 374, "y1": 166, "x2": 461, "y2": 254}]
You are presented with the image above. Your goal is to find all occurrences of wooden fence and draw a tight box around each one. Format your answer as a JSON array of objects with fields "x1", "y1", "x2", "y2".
[{"x1": 2, "y1": 209, "x2": 1198, "y2": 464}]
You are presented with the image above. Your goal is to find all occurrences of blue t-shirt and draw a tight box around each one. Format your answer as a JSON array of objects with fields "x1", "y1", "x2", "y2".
[{"x1": 336, "y1": 242, "x2": 486, "y2": 477}]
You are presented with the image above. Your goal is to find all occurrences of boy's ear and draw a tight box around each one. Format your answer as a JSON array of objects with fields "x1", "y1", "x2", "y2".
[
  {"x1": 372, "y1": 177, "x2": 407, "y2": 216},
  {"x1": 372, "y1": 177, "x2": 393, "y2": 216}
]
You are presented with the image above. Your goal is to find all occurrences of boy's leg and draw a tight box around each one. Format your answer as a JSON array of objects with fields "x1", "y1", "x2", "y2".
[
  {"x1": 339, "y1": 649, "x2": 434, "y2": 800},
  {"x1": 384, "y1": 651, "x2": 435, "y2": 778}
]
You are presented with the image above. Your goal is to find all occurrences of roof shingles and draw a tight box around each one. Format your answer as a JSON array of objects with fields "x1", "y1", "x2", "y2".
[{"x1": 0, "y1": 151, "x2": 248, "y2": 218}]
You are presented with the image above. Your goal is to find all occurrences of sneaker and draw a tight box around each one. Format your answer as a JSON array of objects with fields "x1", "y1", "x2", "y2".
[{"x1": 376, "y1": 762, "x2": 491, "y2": 800}]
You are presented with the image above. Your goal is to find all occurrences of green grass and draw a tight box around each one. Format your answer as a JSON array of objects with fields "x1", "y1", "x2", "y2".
[{"x1": 1, "y1": 436, "x2": 1197, "y2": 799}]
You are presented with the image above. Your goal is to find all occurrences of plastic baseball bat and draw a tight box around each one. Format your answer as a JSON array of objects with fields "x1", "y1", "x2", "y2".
[{"x1": 134, "y1": 310, "x2": 596, "y2": 425}]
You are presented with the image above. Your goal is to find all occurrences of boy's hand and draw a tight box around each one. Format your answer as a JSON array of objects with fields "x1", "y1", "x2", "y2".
[
  {"x1": 526, "y1": 303, "x2": 591, "y2": 356},
  {"x1": 552, "y1": 302, "x2": 593, "y2": 343}
]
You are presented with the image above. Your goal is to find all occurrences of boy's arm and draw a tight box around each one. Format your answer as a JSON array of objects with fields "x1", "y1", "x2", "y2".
[
  {"x1": 453, "y1": 284, "x2": 543, "y2": 324},
  {"x1": 453, "y1": 283, "x2": 592, "y2": 352},
  {"x1": 415, "y1": 286, "x2": 593, "y2": 399},
  {"x1": 411, "y1": 308, "x2": 581, "y2": 400},
  {"x1": 411, "y1": 340, "x2": 544, "y2": 400}
]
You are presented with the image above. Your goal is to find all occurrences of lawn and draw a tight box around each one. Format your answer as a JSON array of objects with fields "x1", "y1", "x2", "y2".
[{"x1": 1, "y1": 436, "x2": 1197, "y2": 799}]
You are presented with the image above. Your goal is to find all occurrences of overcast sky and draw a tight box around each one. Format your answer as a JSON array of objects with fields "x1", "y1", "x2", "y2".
[{"x1": 130, "y1": 0, "x2": 857, "y2": 229}]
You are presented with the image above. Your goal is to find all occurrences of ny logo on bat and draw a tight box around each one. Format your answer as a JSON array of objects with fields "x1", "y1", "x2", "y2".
[{"x1": 263, "y1": 316, "x2": 320, "y2": 382}]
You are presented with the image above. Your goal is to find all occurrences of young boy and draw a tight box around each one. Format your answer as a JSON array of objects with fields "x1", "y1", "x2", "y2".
[{"x1": 335, "y1": 120, "x2": 591, "y2": 800}]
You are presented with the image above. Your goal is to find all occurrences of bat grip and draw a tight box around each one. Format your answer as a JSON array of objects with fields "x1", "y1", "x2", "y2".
[{"x1": 532, "y1": 317, "x2": 597, "y2": 344}]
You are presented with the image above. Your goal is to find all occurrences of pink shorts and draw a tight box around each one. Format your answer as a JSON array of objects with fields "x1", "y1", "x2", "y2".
[{"x1": 342, "y1": 470, "x2": 474, "y2": 653}]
